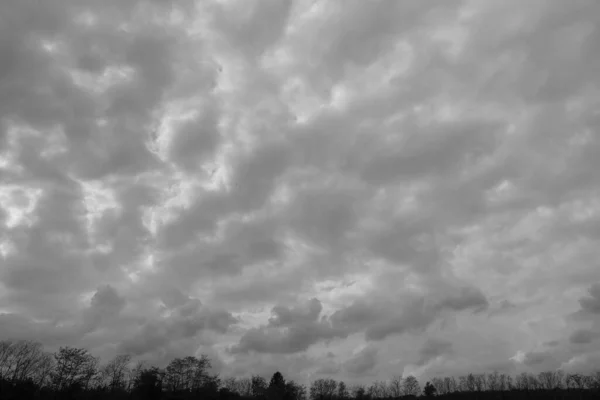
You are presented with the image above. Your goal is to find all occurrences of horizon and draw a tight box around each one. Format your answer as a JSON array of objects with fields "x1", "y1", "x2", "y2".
[
  {"x1": 1, "y1": 0, "x2": 600, "y2": 388},
  {"x1": 1, "y1": 337, "x2": 599, "y2": 396}
]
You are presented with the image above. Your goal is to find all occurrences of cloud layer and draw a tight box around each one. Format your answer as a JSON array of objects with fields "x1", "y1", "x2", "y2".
[{"x1": 1, "y1": 0, "x2": 600, "y2": 384}]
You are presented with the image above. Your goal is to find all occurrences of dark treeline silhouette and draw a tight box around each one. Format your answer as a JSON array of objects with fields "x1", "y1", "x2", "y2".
[{"x1": 1, "y1": 339, "x2": 600, "y2": 400}]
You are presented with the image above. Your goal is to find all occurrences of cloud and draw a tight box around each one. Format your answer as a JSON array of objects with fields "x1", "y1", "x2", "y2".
[
  {"x1": 1, "y1": 0, "x2": 600, "y2": 385},
  {"x1": 81, "y1": 285, "x2": 126, "y2": 333},
  {"x1": 569, "y1": 329, "x2": 599, "y2": 345},
  {"x1": 439, "y1": 286, "x2": 489, "y2": 313},
  {"x1": 230, "y1": 282, "x2": 488, "y2": 355},
  {"x1": 579, "y1": 283, "x2": 600, "y2": 314},
  {"x1": 269, "y1": 298, "x2": 323, "y2": 327},
  {"x1": 522, "y1": 351, "x2": 549, "y2": 366},
  {"x1": 229, "y1": 299, "x2": 343, "y2": 355},
  {"x1": 329, "y1": 283, "x2": 488, "y2": 342},
  {"x1": 343, "y1": 347, "x2": 378, "y2": 377},
  {"x1": 561, "y1": 352, "x2": 600, "y2": 374},
  {"x1": 119, "y1": 298, "x2": 237, "y2": 357},
  {"x1": 417, "y1": 339, "x2": 453, "y2": 366}
]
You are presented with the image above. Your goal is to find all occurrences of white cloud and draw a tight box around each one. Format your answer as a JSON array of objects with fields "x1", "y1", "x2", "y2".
[{"x1": 1, "y1": 0, "x2": 600, "y2": 384}]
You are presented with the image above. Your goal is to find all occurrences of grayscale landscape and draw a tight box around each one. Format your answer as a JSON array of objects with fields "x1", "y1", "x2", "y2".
[{"x1": 1, "y1": 0, "x2": 599, "y2": 399}]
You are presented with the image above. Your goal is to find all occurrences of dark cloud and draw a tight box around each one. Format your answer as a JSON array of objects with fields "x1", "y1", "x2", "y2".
[
  {"x1": 119, "y1": 298, "x2": 237, "y2": 357},
  {"x1": 81, "y1": 285, "x2": 126, "y2": 333},
  {"x1": 316, "y1": 363, "x2": 341, "y2": 376},
  {"x1": 231, "y1": 284, "x2": 489, "y2": 354},
  {"x1": 0, "y1": 313, "x2": 78, "y2": 347},
  {"x1": 488, "y1": 299, "x2": 519, "y2": 317},
  {"x1": 343, "y1": 347, "x2": 378, "y2": 377},
  {"x1": 438, "y1": 286, "x2": 489, "y2": 313},
  {"x1": 579, "y1": 283, "x2": 600, "y2": 314},
  {"x1": 363, "y1": 298, "x2": 435, "y2": 341},
  {"x1": 544, "y1": 340, "x2": 561, "y2": 347},
  {"x1": 230, "y1": 299, "x2": 343, "y2": 355},
  {"x1": 329, "y1": 284, "x2": 488, "y2": 342},
  {"x1": 569, "y1": 329, "x2": 599, "y2": 345},
  {"x1": 417, "y1": 339, "x2": 453, "y2": 366},
  {"x1": 269, "y1": 298, "x2": 322, "y2": 327},
  {"x1": 166, "y1": 102, "x2": 222, "y2": 173},
  {"x1": 522, "y1": 351, "x2": 553, "y2": 367}
]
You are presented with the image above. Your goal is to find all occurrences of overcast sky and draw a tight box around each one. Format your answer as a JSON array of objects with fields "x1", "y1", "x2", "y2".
[{"x1": 1, "y1": 0, "x2": 600, "y2": 386}]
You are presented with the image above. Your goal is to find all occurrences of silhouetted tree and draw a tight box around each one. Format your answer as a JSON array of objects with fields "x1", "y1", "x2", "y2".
[
  {"x1": 51, "y1": 346, "x2": 98, "y2": 392},
  {"x1": 310, "y1": 378, "x2": 336, "y2": 400},
  {"x1": 538, "y1": 370, "x2": 564, "y2": 390},
  {"x1": 4, "y1": 338, "x2": 600, "y2": 400},
  {"x1": 101, "y1": 354, "x2": 131, "y2": 391},
  {"x1": 132, "y1": 366, "x2": 162, "y2": 400},
  {"x1": 368, "y1": 380, "x2": 388, "y2": 399},
  {"x1": 127, "y1": 360, "x2": 146, "y2": 392},
  {"x1": 350, "y1": 385, "x2": 367, "y2": 400},
  {"x1": 402, "y1": 375, "x2": 420, "y2": 397},
  {"x1": 267, "y1": 371, "x2": 286, "y2": 400},
  {"x1": 200, "y1": 373, "x2": 222, "y2": 397},
  {"x1": 423, "y1": 381, "x2": 437, "y2": 397},
  {"x1": 285, "y1": 380, "x2": 306, "y2": 400},
  {"x1": 337, "y1": 380, "x2": 349, "y2": 400},
  {"x1": 474, "y1": 373, "x2": 486, "y2": 391},
  {"x1": 237, "y1": 377, "x2": 253, "y2": 396},
  {"x1": 224, "y1": 377, "x2": 239, "y2": 394},
  {"x1": 163, "y1": 355, "x2": 211, "y2": 392},
  {"x1": 252, "y1": 375, "x2": 268, "y2": 398},
  {"x1": 567, "y1": 373, "x2": 586, "y2": 390},
  {"x1": 389, "y1": 375, "x2": 403, "y2": 398}
]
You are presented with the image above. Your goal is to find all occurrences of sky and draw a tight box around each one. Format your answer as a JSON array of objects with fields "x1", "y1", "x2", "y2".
[{"x1": 1, "y1": 0, "x2": 600, "y2": 387}]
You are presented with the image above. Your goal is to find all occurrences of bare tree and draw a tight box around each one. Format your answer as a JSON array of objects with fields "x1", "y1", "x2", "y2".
[
  {"x1": 367, "y1": 383, "x2": 377, "y2": 399},
  {"x1": 378, "y1": 380, "x2": 390, "y2": 398},
  {"x1": 589, "y1": 372, "x2": 600, "y2": 389},
  {"x1": 237, "y1": 377, "x2": 253, "y2": 397},
  {"x1": 102, "y1": 354, "x2": 131, "y2": 391},
  {"x1": 368, "y1": 380, "x2": 388, "y2": 399},
  {"x1": 402, "y1": 375, "x2": 420, "y2": 396},
  {"x1": 82, "y1": 355, "x2": 100, "y2": 390},
  {"x1": 127, "y1": 360, "x2": 146, "y2": 391},
  {"x1": 11, "y1": 341, "x2": 43, "y2": 381},
  {"x1": 310, "y1": 378, "x2": 337, "y2": 400},
  {"x1": 33, "y1": 352, "x2": 55, "y2": 387},
  {"x1": 499, "y1": 373, "x2": 511, "y2": 391},
  {"x1": 430, "y1": 377, "x2": 446, "y2": 395},
  {"x1": 388, "y1": 375, "x2": 403, "y2": 398},
  {"x1": 444, "y1": 376, "x2": 458, "y2": 393},
  {"x1": 337, "y1": 380, "x2": 349, "y2": 400},
  {"x1": 0, "y1": 341, "x2": 17, "y2": 380},
  {"x1": 515, "y1": 372, "x2": 529, "y2": 390},
  {"x1": 528, "y1": 373, "x2": 541, "y2": 390},
  {"x1": 251, "y1": 375, "x2": 267, "y2": 397},
  {"x1": 223, "y1": 377, "x2": 239, "y2": 394},
  {"x1": 0, "y1": 340, "x2": 50, "y2": 383},
  {"x1": 474, "y1": 374, "x2": 486, "y2": 391},
  {"x1": 566, "y1": 373, "x2": 585, "y2": 389},
  {"x1": 52, "y1": 346, "x2": 98, "y2": 391},
  {"x1": 538, "y1": 371, "x2": 562, "y2": 390},
  {"x1": 466, "y1": 373, "x2": 477, "y2": 392},
  {"x1": 164, "y1": 355, "x2": 211, "y2": 392},
  {"x1": 487, "y1": 371, "x2": 500, "y2": 391},
  {"x1": 350, "y1": 384, "x2": 366, "y2": 400}
]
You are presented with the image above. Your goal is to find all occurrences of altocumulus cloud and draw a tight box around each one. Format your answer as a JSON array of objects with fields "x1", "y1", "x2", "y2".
[{"x1": 1, "y1": 0, "x2": 600, "y2": 385}]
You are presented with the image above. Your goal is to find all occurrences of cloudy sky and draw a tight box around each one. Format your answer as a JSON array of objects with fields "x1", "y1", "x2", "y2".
[{"x1": 1, "y1": 0, "x2": 600, "y2": 386}]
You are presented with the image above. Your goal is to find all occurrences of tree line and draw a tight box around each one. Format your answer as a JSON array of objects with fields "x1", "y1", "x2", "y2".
[{"x1": 1, "y1": 339, "x2": 600, "y2": 399}]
